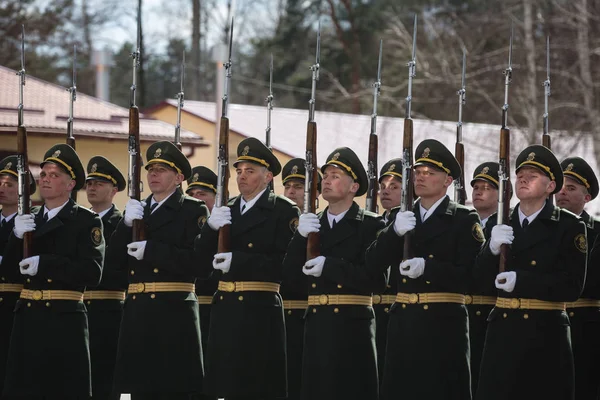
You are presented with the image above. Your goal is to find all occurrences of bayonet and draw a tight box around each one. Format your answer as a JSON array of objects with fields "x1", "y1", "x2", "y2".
[
  {"x1": 455, "y1": 48, "x2": 467, "y2": 205},
  {"x1": 365, "y1": 39, "x2": 383, "y2": 213},
  {"x1": 175, "y1": 52, "x2": 185, "y2": 150}
]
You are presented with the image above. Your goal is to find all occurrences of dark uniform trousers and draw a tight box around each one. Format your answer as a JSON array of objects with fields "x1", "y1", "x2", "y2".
[
  {"x1": 568, "y1": 211, "x2": 600, "y2": 400},
  {"x1": 194, "y1": 190, "x2": 299, "y2": 399},
  {"x1": 280, "y1": 285, "x2": 307, "y2": 400},
  {"x1": 366, "y1": 196, "x2": 484, "y2": 400},
  {"x1": 1, "y1": 200, "x2": 104, "y2": 399},
  {"x1": 107, "y1": 191, "x2": 209, "y2": 398},
  {"x1": 283, "y1": 202, "x2": 386, "y2": 400},
  {"x1": 475, "y1": 203, "x2": 587, "y2": 400},
  {"x1": 86, "y1": 205, "x2": 126, "y2": 400}
]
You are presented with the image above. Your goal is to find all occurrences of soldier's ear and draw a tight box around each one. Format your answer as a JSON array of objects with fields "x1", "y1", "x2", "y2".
[{"x1": 547, "y1": 180, "x2": 556, "y2": 194}]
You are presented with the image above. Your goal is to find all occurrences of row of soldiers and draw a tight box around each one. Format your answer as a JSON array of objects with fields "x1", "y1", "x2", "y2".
[{"x1": 0, "y1": 135, "x2": 598, "y2": 400}]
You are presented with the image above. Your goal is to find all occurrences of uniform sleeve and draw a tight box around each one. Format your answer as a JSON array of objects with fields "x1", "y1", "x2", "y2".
[
  {"x1": 105, "y1": 218, "x2": 133, "y2": 272},
  {"x1": 365, "y1": 221, "x2": 404, "y2": 275},
  {"x1": 144, "y1": 203, "x2": 210, "y2": 278},
  {"x1": 36, "y1": 213, "x2": 104, "y2": 287},
  {"x1": 421, "y1": 210, "x2": 484, "y2": 293},
  {"x1": 282, "y1": 231, "x2": 310, "y2": 292}
]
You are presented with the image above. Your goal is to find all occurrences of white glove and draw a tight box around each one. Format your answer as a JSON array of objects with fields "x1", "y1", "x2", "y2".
[
  {"x1": 495, "y1": 271, "x2": 517, "y2": 292},
  {"x1": 127, "y1": 241, "x2": 147, "y2": 260},
  {"x1": 19, "y1": 256, "x2": 40, "y2": 276},
  {"x1": 399, "y1": 257, "x2": 425, "y2": 279},
  {"x1": 124, "y1": 199, "x2": 146, "y2": 227},
  {"x1": 213, "y1": 252, "x2": 232, "y2": 273},
  {"x1": 393, "y1": 211, "x2": 416, "y2": 236},
  {"x1": 207, "y1": 206, "x2": 232, "y2": 231},
  {"x1": 298, "y1": 213, "x2": 320, "y2": 238},
  {"x1": 14, "y1": 214, "x2": 36, "y2": 239},
  {"x1": 302, "y1": 256, "x2": 326, "y2": 277},
  {"x1": 490, "y1": 224, "x2": 514, "y2": 255}
]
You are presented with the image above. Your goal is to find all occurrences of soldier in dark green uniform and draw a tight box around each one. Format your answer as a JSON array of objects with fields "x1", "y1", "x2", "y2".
[
  {"x1": 373, "y1": 158, "x2": 402, "y2": 388},
  {"x1": 280, "y1": 158, "x2": 320, "y2": 400},
  {"x1": 84, "y1": 156, "x2": 127, "y2": 400},
  {"x1": 2, "y1": 144, "x2": 104, "y2": 399},
  {"x1": 556, "y1": 157, "x2": 600, "y2": 400},
  {"x1": 195, "y1": 137, "x2": 300, "y2": 400},
  {"x1": 0, "y1": 156, "x2": 35, "y2": 398},
  {"x1": 109, "y1": 141, "x2": 209, "y2": 400},
  {"x1": 186, "y1": 165, "x2": 218, "y2": 400},
  {"x1": 468, "y1": 161, "x2": 501, "y2": 395},
  {"x1": 367, "y1": 139, "x2": 484, "y2": 400},
  {"x1": 283, "y1": 147, "x2": 385, "y2": 400},
  {"x1": 475, "y1": 145, "x2": 587, "y2": 400}
]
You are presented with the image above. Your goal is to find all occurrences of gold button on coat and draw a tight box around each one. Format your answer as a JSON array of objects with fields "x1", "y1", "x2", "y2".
[
  {"x1": 311, "y1": 283, "x2": 317, "y2": 288},
  {"x1": 153, "y1": 268, "x2": 159, "y2": 273},
  {"x1": 238, "y1": 295, "x2": 244, "y2": 301},
  {"x1": 247, "y1": 243, "x2": 253, "y2": 248},
  {"x1": 334, "y1": 308, "x2": 339, "y2": 313},
  {"x1": 337, "y1": 284, "x2": 342, "y2": 289},
  {"x1": 530, "y1": 260, "x2": 537, "y2": 266}
]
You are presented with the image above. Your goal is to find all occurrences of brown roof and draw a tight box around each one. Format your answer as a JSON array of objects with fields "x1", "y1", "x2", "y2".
[{"x1": 0, "y1": 65, "x2": 207, "y2": 145}]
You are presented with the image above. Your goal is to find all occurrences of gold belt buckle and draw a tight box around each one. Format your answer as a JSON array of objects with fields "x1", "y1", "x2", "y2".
[
  {"x1": 32, "y1": 290, "x2": 43, "y2": 301},
  {"x1": 223, "y1": 282, "x2": 235, "y2": 292},
  {"x1": 510, "y1": 298, "x2": 520, "y2": 309},
  {"x1": 136, "y1": 282, "x2": 145, "y2": 293},
  {"x1": 319, "y1": 294, "x2": 329, "y2": 305},
  {"x1": 465, "y1": 295, "x2": 473, "y2": 305},
  {"x1": 408, "y1": 293, "x2": 419, "y2": 304}
]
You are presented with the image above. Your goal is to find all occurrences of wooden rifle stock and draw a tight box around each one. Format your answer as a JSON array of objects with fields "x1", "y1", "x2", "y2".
[
  {"x1": 129, "y1": 106, "x2": 145, "y2": 242},
  {"x1": 17, "y1": 125, "x2": 32, "y2": 259},
  {"x1": 217, "y1": 116, "x2": 231, "y2": 254},
  {"x1": 498, "y1": 126, "x2": 512, "y2": 275},
  {"x1": 402, "y1": 118, "x2": 414, "y2": 263},
  {"x1": 305, "y1": 120, "x2": 320, "y2": 260},
  {"x1": 365, "y1": 133, "x2": 378, "y2": 213}
]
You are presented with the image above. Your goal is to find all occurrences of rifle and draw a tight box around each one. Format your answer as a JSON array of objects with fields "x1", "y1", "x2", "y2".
[
  {"x1": 497, "y1": 27, "x2": 514, "y2": 275},
  {"x1": 365, "y1": 40, "x2": 383, "y2": 213},
  {"x1": 304, "y1": 23, "x2": 321, "y2": 261},
  {"x1": 215, "y1": 19, "x2": 234, "y2": 256},
  {"x1": 67, "y1": 45, "x2": 77, "y2": 201},
  {"x1": 127, "y1": 5, "x2": 145, "y2": 241},
  {"x1": 174, "y1": 52, "x2": 185, "y2": 151},
  {"x1": 265, "y1": 54, "x2": 274, "y2": 192},
  {"x1": 542, "y1": 36, "x2": 553, "y2": 205},
  {"x1": 401, "y1": 15, "x2": 417, "y2": 264},
  {"x1": 454, "y1": 49, "x2": 467, "y2": 205},
  {"x1": 16, "y1": 25, "x2": 32, "y2": 260}
]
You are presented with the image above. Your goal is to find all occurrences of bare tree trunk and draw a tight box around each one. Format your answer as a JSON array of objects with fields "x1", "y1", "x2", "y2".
[
  {"x1": 523, "y1": 0, "x2": 538, "y2": 144},
  {"x1": 191, "y1": 0, "x2": 202, "y2": 100}
]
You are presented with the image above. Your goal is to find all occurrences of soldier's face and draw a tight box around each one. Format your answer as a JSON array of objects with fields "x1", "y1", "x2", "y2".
[
  {"x1": 515, "y1": 167, "x2": 555, "y2": 201},
  {"x1": 39, "y1": 163, "x2": 75, "y2": 201},
  {"x1": 236, "y1": 162, "x2": 272, "y2": 198},
  {"x1": 284, "y1": 180, "x2": 305, "y2": 209},
  {"x1": 187, "y1": 188, "x2": 216, "y2": 211},
  {"x1": 379, "y1": 175, "x2": 402, "y2": 211},
  {"x1": 0, "y1": 175, "x2": 18, "y2": 208},
  {"x1": 321, "y1": 166, "x2": 358, "y2": 202},
  {"x1": 147, "y1": 163, "x2": 184, "y2": 196},
  {"x1": 413, "y1": 166, "x2": 452, "y2": 199},
  {"x1": 471, "y1": 180, "x2": 498, "y2": 214},
  {"x1": 85, "y1": 179, "x2": 117, "y2": 206},
  {"x1": 556, "y1": 176, "x2": 590, "y2": 214}
]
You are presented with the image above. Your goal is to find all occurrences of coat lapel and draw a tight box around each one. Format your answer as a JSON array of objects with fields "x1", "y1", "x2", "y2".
[
  {"x1": 146, "y1": 191, "x2": 184, "y2": 233},
  {"x1": 231, "y1": 190, "x2": 273, "y2": 237},
  {"x1": 510, "y1": 202, "x2": 556, "y2": 254},
  {"x1": 35, "y1": 199, "x2": 76, "y2": 238},
  {"x1": 320, "y1": 202, "x2": 360, "y2": 251},
  {"x1": 413, "y1": 196, "x2": 454, "y2": 244}
]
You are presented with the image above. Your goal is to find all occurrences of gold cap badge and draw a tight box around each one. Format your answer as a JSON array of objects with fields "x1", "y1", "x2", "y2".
[
  {"x1": 90, "y1": 163, "x2": 97, "y2": 173},
  {"x1": 52, "y1": 150, "x2": 61, "y2": 158},
  {"x1": 388, "y1": 164, "x2": 396, "y2": 172},
  {"x1": 192, "y1": 173, "x2": 199, "y2": 182},
  {"x1": 527, "y1": 152, "x2": 535, "y2": 161},
  {"x1": 422, "y1": 148, "x2": 431, "y2": 158},
  {"x1": 331, "y1": 152, "x2": 340, "y2": 161},
  {"x1": 242, "y1": 146, "x2": 250, "y2": 156},
  {"x1": 481, "y1": 166, "x2": 489, "y2": 174},
  {"x1": 291, "y1": 165, "x2": 299, "y2": 174},
  {"x1": 5, "y1": 162, "x2": 12, "y2": 170},
  {"x1": 566, "y1": 163, "x2": 574, "y2": 172},
  {"x1": 154, "y1": 148, "x2": 162, "y2": 158}
]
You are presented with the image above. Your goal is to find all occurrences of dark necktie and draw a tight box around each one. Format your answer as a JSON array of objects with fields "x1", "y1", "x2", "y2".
[
  {"x1": 150, "y1": 203, "x2": 158, "y2": 214},
  {"x1": 241, "y1": 204, "x2": 246, "y2": 214},
  {"x1": 332, "y1": 219, "x2": 337, "y2": 228},
  {"x1": 0, "y1": 218, "x2": 4, "y2": 228},
  {"x1": 39, "y1": 212, "x2": 48, "y2": 227},
  {"x1": 522, "y1": 218, "x2": 529, "y2": 231}
]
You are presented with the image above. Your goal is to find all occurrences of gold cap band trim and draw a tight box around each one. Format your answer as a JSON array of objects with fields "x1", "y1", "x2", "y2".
[
  {"x1": 128, "y1": 282, "x2": 195, "y2": 294},
  {"x1": 83, "y1": 290, "x2": 126, "y2": 301},
  {"x1": 0, "y1": 169, "x2": 18, "y2": 178},
  {"x1": 326, "y1": 161, "x2": 358, "y2": 180},
  {"x1": 187, "y1": 182, "x2": 217, "y2": 192},
  {"x1": 147, "y1": 159, "x2": 183, "y2": 175},
  {"x1": 283, "y1": 174, "x2": 306, "y2": 184},
  {"x1": 495, "y1": 297, "x2": 565, "y2": 311},
  {"x1": 415, "y1": 158, "x2": 451, "y2": 175},
  {"x1": 395, "y1": 292, "x2": 466, "y2": 305},
  {"x1": 517, "y1": 161, "x2": 555, "y2": 181},
  {"x1": 20, "y1": 289, "x2": 83, "y2": 301},
  {"x1": 87, "y1": 172, "x2": 117, "y2": 185},
  {"x1": 308, "y1": 294, "x2": 373, "y2": 306},
  {"x1": 236, "y1": 156, "x2": 270, "y2": 169},
  {"x1": 218, "y1": 281, "x2": 280, "y2": 293},
  {"x1": 473, "y1": 173, "x2": 499, "y2": 187},
  {"x1": 564, "y1": 171, "x2": 591, "y2": 189},
  {"x1": 44, "y1": 157, "x2": 76, "y2": 179},
  {"x1": 381, "y1": 171, "x2": 403, "y2": 180}
]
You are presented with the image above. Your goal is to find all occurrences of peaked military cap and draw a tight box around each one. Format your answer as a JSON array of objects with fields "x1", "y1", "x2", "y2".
[
  {"x1": 86, "y1": 156, "x2": 126, "y2": 192},
  {"x1": 414, "y1": 139, "x2": 461, "y2": 180},
  {"x1": 145, "y1": 141, "x2": 192, "y2": 180},
  {"x1": 186, "y1": 166, "x2": 217, "y2": 194},
  {"x1": 321, "y1": 147, "x2": 368, "y2": 197},
  {"x1": 379, "y1": 158, "x2": 403, "y2": 183},
  {"x1": 40, "y1": 143, "x2": 85, "y2": 191},
  {"x1": 282, "y1": 158, "x2": 322, "y2": 191},
  {"x1": 233, "y1": 137, "x2": 282, "y2": 177},
  {"x1": 0, "y1": 155, "x2": 36, "y2": 194},
  {"x1": 471, "y1": 162, "x2": 500, "y2": 189},
  {"x1": 515, "y1": 145, "x2": 563, "y2": 195},
  {"x1": 561, "y1": 157, "x2": 599, "y2": 200}
]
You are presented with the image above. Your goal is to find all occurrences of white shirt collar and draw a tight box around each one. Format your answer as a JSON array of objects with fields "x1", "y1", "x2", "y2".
[
  {"x1": 44, "y1": 199, "x2": 70, "y2": 221},
  {"x1": 518, "y1": 204, "x2": 545, "y2": 226},
  {"x1": 150, "y1": 190, "x2": 176, "y2": 214},
  {"x1": 240, "y1": 188, "x2": 267, "y2": 215},
  {"x1": 95, "y1": 205, "x2": 114, "y2": 219},
  {"x1": 480, "y1": 216, "x2": 489, "y2": 227},
  {"x1": 327, "y1": 209, "x2": 349, "y2": 228},
  {"x1": 1, "y1": 211, "x2": 17, "y2": 224},
  {"x1": 419, "y1": 195, "x2": 447, "y2": 222}
]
